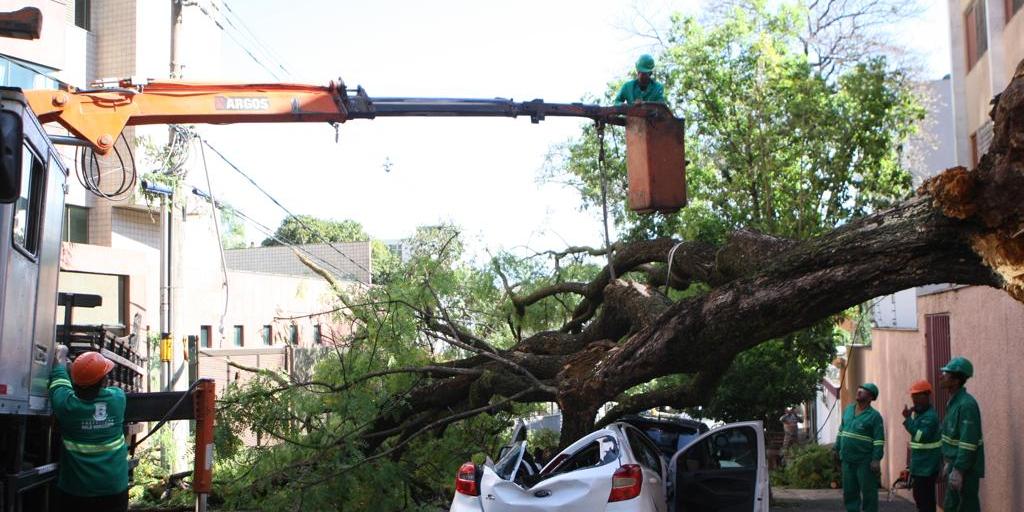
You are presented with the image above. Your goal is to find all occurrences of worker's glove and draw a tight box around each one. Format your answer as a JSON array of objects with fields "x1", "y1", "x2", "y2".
[
  {"x1": 870, "y1": 460, "x2": 880, "y2": 473},
  {"x1": 54, "y1": 344, "x2": 69, "y2": 365},
  {"x1": 939, "y1": 462, "x2": 949, "y2": 480},
  {"x1": 949, "y1": 468, "x2": 964, "y2": 491}
]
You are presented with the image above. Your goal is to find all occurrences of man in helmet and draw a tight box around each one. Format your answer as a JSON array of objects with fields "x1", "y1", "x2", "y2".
[
  {"x1": 835, "y1": 382, "x2": 885, "y2": 512},
  {"x1": 938, "y1": 357, "x2": 984, "y2": 512},
  {"x1": 49, "y1": 345, "x2": 128, "y2": 511},
  {"x1": 614, "y1": 54, "x2": 666, "y2": 104},
  {"x1": 902, "y1": 380, "x2": 941, "y2": 512}
]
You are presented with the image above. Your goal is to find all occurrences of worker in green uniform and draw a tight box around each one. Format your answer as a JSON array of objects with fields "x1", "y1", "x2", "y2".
[
  {"x1": 49, "y1": 345, "x2": 129, "y2": 512},
  {"x1": 614, "y1": 54, "x2": 666, "y2": 104},
  {"x1": 902, "y1": 380, "x2": 941, "y2": 512},
  {"x1": 835, "y1": 383, "x2": 885, "y2": 512},
  {"x1": 938, "y1": 357, "x2": 984, "y2": 512}
]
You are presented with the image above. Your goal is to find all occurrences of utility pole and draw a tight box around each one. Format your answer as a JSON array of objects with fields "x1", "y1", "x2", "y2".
[{"x1": 170, "y1": 0, "x2": 183, "y2": 79}]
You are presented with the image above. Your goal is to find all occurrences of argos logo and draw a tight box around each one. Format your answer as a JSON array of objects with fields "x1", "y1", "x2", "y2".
[{"x1": 215, "y1": 96, "x2": 271, "y2": 111}]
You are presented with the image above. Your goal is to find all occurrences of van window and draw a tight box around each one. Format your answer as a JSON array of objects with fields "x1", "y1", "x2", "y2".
[{"x1": 12, "y1": 144, "x2": 44, "y2": 255}]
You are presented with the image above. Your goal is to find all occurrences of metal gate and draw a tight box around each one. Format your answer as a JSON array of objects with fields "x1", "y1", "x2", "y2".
[{"x1": 924, "y1": 313, "x2": 951, "y2": 503}]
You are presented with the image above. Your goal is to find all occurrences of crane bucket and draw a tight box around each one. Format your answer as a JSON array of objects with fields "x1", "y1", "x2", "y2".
[{"x1": 624, "y1": 103, "x2": 687, "y2": 213}]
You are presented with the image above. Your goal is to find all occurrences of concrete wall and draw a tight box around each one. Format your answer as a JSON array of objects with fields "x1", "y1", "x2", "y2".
[
  {"x1": 850, "y1": 286, "x2": 1024, "y2": 509},
  {"x1": 59, "y1": 240, "x2": 150, "y2": 334},
  {"x1": 917, "y1": 286, "x2": 1024, "y2": 510}
]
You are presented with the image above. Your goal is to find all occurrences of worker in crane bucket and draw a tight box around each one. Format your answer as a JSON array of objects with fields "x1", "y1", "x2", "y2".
[
  {"x1": 614, "y1": 53, "x2": 666, "y2": 104},
  {"x1": 49, "y1": 345, "x2": 129, "y2": 511}
]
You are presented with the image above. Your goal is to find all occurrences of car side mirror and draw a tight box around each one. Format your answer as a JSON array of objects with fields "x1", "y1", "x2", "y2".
[{"x1": 0, "y1": 110, "x2": 24, "y2": 203}]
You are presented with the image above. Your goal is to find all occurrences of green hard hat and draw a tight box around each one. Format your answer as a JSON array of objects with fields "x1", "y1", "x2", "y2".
[
  {"x1": 859, "y1": 383, "x2": 879, "y2": 399},
  {"x1": 941, "y1": 356, "x2": 974, "y2": 378},
  {"x1": 636, "y1": 54, "x2": 656, "y2": 73}
]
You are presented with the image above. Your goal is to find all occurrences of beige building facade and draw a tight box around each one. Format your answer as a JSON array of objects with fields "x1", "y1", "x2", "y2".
[{"x1": 948, "y1": 0, "x2": 1024, "y2": 166}]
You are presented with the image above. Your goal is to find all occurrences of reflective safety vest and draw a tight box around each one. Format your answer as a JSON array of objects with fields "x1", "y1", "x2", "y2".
[
  {"x1": 903, "y1": 405, "x2": 941, "y2": 476},
  {"x1": 49, "y1": 364, "x2": 129, "y2": 496},
  {"x1": 940, "y1": 387, "x2": 985, "y2": 477},
  {"x1": 836, "y1": 404, "x2": 885, "y2": 464}
]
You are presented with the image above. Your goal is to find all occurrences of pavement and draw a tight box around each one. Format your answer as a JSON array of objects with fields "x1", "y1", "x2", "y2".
[{"x1": 772, "y1": 488, "x2": 917, "y2": 511}]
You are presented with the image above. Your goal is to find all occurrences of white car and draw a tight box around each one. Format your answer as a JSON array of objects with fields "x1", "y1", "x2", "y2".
[{"x1": 449, "y1": 420, "x2": 768, "y2": 512}]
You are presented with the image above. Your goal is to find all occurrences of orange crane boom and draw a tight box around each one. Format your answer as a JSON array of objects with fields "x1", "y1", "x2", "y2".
[{"x1": 25, "y1": 79, "x2": 687, "y2": 212}]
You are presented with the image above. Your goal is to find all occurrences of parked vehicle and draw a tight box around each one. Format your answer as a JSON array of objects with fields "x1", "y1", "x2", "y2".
[{"x1": 449, "y1": 420, "x2": 768, "y2": 512}]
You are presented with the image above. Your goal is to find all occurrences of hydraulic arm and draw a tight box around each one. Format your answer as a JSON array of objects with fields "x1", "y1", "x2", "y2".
[{"x1": 25, "y1": 79, "x2": 687, "y2": 212}]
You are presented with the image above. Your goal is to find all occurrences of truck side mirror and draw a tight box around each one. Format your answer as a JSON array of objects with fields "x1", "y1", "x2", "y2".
[{"x1": 0, "y1": 110, "x2": 23, "y2": 203}]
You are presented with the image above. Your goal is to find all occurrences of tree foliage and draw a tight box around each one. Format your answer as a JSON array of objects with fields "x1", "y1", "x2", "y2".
[{"x1": 262, "y1": 215, "x2": 368, "y2": 246}]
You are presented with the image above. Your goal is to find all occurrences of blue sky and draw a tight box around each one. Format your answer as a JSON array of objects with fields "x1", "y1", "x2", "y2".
[{"x1": 192, "y1": 0, "x2": 951, "y2": 255}]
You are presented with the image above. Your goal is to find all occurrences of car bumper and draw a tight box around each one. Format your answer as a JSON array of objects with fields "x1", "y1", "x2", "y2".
[{"x1": 449, "y1": 492, "x2": 482, "y2": 512}]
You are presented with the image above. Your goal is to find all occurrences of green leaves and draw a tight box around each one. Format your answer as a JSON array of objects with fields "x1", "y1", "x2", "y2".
[
  {"x1": 550, "y1": 3, "x2": 924, "y2": 242},
  {"x1": 262, "y1": 214, "x2": 367, "y2": 246}
]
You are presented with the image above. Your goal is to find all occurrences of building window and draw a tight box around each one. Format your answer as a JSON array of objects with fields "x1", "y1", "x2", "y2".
[
  {"x1": 232, "y1": 325, "x2": 244, "y2": 346},
  {"x1": 75, "y1": 0, "x2": 91, "y2": 30},
  {"x1": 262, "y1": 325, "x2": 273, "y2": 345},
  {"x1": 13, "y1": 145, "x2": 44, "y2": 256},
  {"x1": 200, "y1": 325, "x2": 212, "y2": 348},
  {"x1": 965, "y1": 0, "x2": 988, "y2": 71},
  {"x1": 288, "y1": 324, "x2": 298, "y2": 344},
  {"x1": 314, "y1": 324, "x2": 323, "y2": 345},
  {"x1": 62, "y1": 205, "x2": 89, "y2": 243},
  {"x1": 1008, "y1": 0, "x2": 1024, "y2": 20}
]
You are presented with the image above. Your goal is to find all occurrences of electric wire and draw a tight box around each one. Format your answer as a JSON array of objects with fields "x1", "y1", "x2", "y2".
[
  {"x1": 209, "y1": 0, "x2": 292, "y2": 79},
  {"x1": 195, "y1": 1, "x2": 283, "y2": 80},
  {"x1": 199, "y1": 139, "x2": 374, "y2": 282},
  {"x1": 190, "y1": 184, "x2": 360, "y2": 284},
  {"x1": 813, "y1": 296, "x2": 888, "y2": 440},
  {"x1": 73, "y1": 131, "x2": 137, "y2": 200},
  {"x1": 130, "y1": 379, "x2": 203, "y2": 451},
  {"x1": 197, "y1": 139, "x2": 231, "y2": 343}
]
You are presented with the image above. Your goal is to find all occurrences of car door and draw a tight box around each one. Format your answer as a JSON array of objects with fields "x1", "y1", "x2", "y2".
[
  {"x1": 479, "y1": 430, "x2": 620, "y2": 512},
  {"x1": 669, "y1": 421, "x2": 768, "y2": 512},
  {"x1": 623, "y1": 425, "x2": 668, "y2": 512}
]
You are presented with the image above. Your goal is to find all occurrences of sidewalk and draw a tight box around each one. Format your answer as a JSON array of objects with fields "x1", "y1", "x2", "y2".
[{"x1": 772, "y1": 488, "x2": 916, "y2": 511}]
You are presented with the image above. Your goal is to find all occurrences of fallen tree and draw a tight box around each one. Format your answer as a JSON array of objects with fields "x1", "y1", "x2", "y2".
[
  {"x1": 211, "y1": 59, "x2": 1024, "y2": 512},
  {"x1": 339, "y1": 59, "x2": 1024, "y2": 450}
]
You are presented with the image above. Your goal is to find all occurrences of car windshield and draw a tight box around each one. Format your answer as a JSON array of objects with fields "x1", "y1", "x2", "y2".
[
  {"x1": 493, "y1": 440, "x2": 526, "y2": 480},
  {"x1": 543, "y1": 435, "x2": 619, "y2": 476}
]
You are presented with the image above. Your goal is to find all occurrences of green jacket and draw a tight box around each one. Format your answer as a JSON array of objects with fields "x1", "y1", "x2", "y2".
[
  {"x1": 941, "y1": 387, "x2": 984, "y2": 477},
  {"x1": 902, "y1": 405, "x2": 941, "y2": 476},
  {"x1": 614, "y1": 79, "x2": 665, "y2": 104},
  {"x1": 49, "y1": 364, "x2": 129, "y2": 496},
  {"x1": 836, "y1": 404, "x2": 884, "y2": 464}
]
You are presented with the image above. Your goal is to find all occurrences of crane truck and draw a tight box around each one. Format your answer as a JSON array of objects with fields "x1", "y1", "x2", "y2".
[{"x1": 0, "y1": 69, "x2": 685, "y2": 512}]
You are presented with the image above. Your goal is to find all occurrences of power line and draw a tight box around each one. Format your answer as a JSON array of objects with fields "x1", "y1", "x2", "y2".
[
  {"x1": 195, "y1": 2, "x2": 283, "y2": 80},
  {"x1": 191, "y1": 184, "x2": 364, "y2": 284},
  {"x1": 198, "y1": 138, "x2": 375, "y2": 281},
  {"x1": 212, "y1": 0, "x2": 292, "y2": 78}
]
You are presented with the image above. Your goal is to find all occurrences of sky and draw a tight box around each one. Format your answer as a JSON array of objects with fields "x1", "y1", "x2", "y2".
[{"x1": 188, "y1": 0, "x2": 952, "y2": 256}]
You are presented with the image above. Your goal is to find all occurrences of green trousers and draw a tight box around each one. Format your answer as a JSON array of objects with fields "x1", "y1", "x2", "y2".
[
  {"x1": 943, "y1": 471, "x2": 980, "y2": 512},
  {"x1": 842, "y1": 460, "x2": 878, "y2": 512}
]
